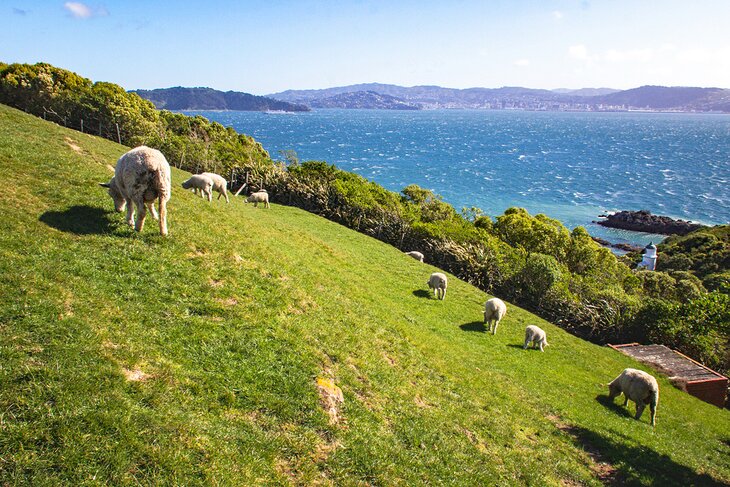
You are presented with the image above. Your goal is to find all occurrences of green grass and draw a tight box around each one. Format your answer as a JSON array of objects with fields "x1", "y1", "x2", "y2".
[{"x1": 0, "y1": 103, "x2": 728, "y2": 486}]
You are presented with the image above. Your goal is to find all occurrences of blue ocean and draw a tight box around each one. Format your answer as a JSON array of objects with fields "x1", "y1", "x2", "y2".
[{"x1": 188, "y1": 109, "x2": 730, "y2": 246}]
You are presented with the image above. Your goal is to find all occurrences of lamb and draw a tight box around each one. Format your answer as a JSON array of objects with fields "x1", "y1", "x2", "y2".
[
  {"x1": 523, "y1": 325, "x2": 548, "y2": 351},
  {"x1": 608, "y1": 368, "x2": 659, "y2": 426},
  {"x1": 181, "y1": 174, "x2": 214, "y2": 202},
  {"x1": 427, "y1": 272, "x2": 448, "y2": 300},
  {"x1": 201, "y1": 172, "x2": 229, "y2": 203},
  {"x1": 483, "y1": 297, "x2": 507, "y2": 335},
  {"x1": 100, "y1": 146, "x2": 171, "y2": 236},
  {"x1": 246, "y1": 190, "x2": 270, "y2": 208},
  {"x1": 405, "y1": 251, "x2": 424, "y2": 262}
]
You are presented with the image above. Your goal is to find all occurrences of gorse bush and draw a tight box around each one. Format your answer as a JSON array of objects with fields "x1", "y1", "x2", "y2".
[{"x1": 2, "y1": 61, "x2": 728, "y2": 374}]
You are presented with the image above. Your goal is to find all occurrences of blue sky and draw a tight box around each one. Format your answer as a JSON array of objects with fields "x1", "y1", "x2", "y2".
[{"x1": 2, "y1": 1, "x2": 730, "y2": 94}]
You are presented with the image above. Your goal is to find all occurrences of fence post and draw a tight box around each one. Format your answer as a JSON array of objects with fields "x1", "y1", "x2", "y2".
[
  {"x1": 80, "y1": 119, "x2": 84, "y2": 133},
  {"x1": 115, "y1": 123, "x2": 121, "y2": 144}
]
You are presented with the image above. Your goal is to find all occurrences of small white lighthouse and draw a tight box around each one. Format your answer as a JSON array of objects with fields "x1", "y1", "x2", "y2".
[{"x1": 637, "y1": 242, "x2": 658, "y2": 271}]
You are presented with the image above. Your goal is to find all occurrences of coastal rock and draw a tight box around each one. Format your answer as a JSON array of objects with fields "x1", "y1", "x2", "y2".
[
  {"x1": 591, "y1": 237, "x2": 642, "y2": 253},
  {"x1": 597, "y1": 210, "x2": 706, "y2": 236}
]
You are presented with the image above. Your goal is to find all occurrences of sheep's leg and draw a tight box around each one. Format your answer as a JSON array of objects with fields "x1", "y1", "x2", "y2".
[
  {"x1": 492, "y1": 322, "x2": 499, "y2": 335},
  {"x1": 146, "y1": 202, "x2": 159, "y2": 220},
  {"x1": 125, "y1": 199, "x2": 135, "y2": 227},
  {"x1": 441, "y1": 288, "x2": 446, "y2": 300},
  {"x1": 539, "y1": 342, "x2": 544, "y2": 352},
  {"x1": 223, "y1": 190, "x2": 229, "y2": 203},
  {"x1": 206, "y1": 189, "x2": 212, "y2": 202},
  {"x1": 158, "y1": 197, "x2": 168, "y2": 236},
  {"x1": 134, "y1": 201, "x2": 147, "y2": 232},
  {"x1": 635, "y1": 402, "x2": 646, "y2": 420},
  {"x1": 649, "y1": 404, "x2": 656, "y2": 427},
  {"x1": 523, "y1": 338, "x2": 529, "y2": 350}
]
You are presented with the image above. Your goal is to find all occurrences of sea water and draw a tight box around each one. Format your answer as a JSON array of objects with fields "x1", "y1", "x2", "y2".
[{"x1": 187, "y1": 109, "x2": 730, "y2": 246}]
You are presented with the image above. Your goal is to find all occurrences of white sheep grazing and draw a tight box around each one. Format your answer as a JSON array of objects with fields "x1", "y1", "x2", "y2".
[
  {"x1": 427, "y1": 272, "x2": 448, "y2": 300},
  {"x1": 405, "y1": 251, "x2": 424, "y2": 262},
  {"x1": 246, "y1": 190, "x2": 270, "y2": 208},
  {"x1": 523, "y1": 325, "x2": 548, "y2": 351},
  {"x1": 181, "y1": 174, "x2": 214, "y2": 202},
  {"x1": 201, "y1": 172, "x2": 229, "y2": 203},
  {"x1": 100, "y1": 146, "x2": 171, "y2": 236},
  {"x1": 608, "y1": 368, "x2": 659, "y2": 426},
  {"x1": 483, "y1": 297, "x2": 507, "y2": 335}
]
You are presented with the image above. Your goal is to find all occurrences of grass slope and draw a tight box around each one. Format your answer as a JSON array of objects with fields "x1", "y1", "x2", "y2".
[{"x1": 0, "y1": 103, "x2": 728, "y2": 486}]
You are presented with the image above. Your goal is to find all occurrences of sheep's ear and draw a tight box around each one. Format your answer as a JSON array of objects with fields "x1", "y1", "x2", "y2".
[{"x1": 99, "y1": 182, "x2": 111, "y2": 188}]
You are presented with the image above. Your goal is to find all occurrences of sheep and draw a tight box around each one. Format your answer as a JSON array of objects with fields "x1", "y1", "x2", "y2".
[
  {"x1": 100, "y1": 146, "x2": 171, "y2": 236},
  {"x1": 405, "y1": 251, "x2": 424, "y2": 262},
  {"x1": 483, "y1": 297, "x2": 507, "y2": 335},
  {"x1": 427, "y1": 272, "x2": 448, "y2": 300},
  {"x1": 608, "y1": 368, "x2": 659, "y2": 426},
  {"x1": 246, "y1": 190, "x2": 270, "y2": 208},
  {"x1": 201, "y1": 172, "x2": 229, "y2": 203},
  {"x1": 523, "y1": 325, "x2": 548, "y2": 351},
  {"x1": 181, "y1": 174, "x2": 214, "y2": 202}
]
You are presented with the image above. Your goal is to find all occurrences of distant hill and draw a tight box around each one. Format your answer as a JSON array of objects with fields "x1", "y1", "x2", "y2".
[
  {"x1": 132, "y1": 87, "x2": 310, "y2": 112},
  {"x1": 552, "y1": 87, "x2": 620, "y2": 97},
  {"x1": 270, "y1": 84, "x2": 562, "y2": 109},
  {"x1": 594, "y1": 85, "x2": 727, "y2": 110},
  {"x1": 309, "y1": 90, "x2": 420, "y2": 110},
  {"x1": 269, "y1": 83, "x2": 730, "y2": 112}
]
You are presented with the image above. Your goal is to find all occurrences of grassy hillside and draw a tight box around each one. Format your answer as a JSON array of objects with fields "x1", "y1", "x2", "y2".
[{"x1": 0, "y1": 103, "x2": 728, "y2": 486}]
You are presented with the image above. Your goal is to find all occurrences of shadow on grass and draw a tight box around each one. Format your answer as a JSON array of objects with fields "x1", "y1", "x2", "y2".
[
  {"x1": 40, "y1": 205, "x2": 115, "y2": 235},
  {"x1": 596, "y1": 394, "x2": 634, "y2": 420},
  {"x1": 412, "y1": 289, "x2": 431, "y2": 299},
  {"x1": 459, "y1": 321, "x2": 487, "y2": 333},
  {"x1": 507, "y1": 344, "x2": 526, "y2": 350},
  {"x1": 562, "y1": 424, "x2": 726, "y2": 486}
]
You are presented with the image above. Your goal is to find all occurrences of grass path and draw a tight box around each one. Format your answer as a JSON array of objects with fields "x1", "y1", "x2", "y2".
[{"x1": 0, "y1": 103, "x2": 728, "y2": 485}]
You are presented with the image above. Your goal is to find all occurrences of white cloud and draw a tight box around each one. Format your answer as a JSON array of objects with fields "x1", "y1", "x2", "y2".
[
  {"x1": 513, "y1": 59, "x2": 530, "y2": 67},
  {"x1": 64, "y1": 2, "x2": 107, "y2": 19},
  {"x1": 64, "y1": 2, "x2": 92, "y2": 18},
  {"x1": 568, "y1": 44, "x2": 590, "y2": 61},
  {"x1": 552, "y1": 10, "x2": 564, "y2": 20}
]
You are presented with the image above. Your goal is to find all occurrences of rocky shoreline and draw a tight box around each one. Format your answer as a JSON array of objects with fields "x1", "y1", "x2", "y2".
[
  {"x1": 590, "y1": 237, "x2": 642, "y2": 253},
  {"x1": 595, "y1": 210, "x2": 706, "y2": 236}
]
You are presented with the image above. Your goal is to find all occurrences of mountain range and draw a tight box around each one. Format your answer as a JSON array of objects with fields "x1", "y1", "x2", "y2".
[
  {"x1": 131, "y1": 87, "x2": 310, "y2": 112},
  {"x1": 269, "y1": 84, "x2": 730, "y2": 112},
  {"x1": 133, "y1": 84, "x2": 730, "y2": 113}
]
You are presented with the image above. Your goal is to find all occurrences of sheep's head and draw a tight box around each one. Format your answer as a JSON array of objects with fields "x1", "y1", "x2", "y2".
[
  {"x1": 181, "y1": 179, "x2": 193, "y2": 190},
  {"x1": 99, "y1": 178, "x2": 126, "y2": 212},
  {"x1": 607, "y1": 382, "x2": 621, "y2": 400}
]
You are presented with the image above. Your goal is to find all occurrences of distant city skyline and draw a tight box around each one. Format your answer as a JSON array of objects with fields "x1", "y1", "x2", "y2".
[{"x1": 2, "y1": 0, "x2": 730, "y2": 95}]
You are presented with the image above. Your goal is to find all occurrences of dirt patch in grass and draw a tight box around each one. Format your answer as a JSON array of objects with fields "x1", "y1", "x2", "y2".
[
  {"x1": 287, "y1": 294, "x2": 317, "y2": 315},
  {"x1": 122, "y1": 368, "x2": 151, "y2": 382},
  {"x1": 414, "y1": 395, "x2": 431, "y2": 408},
  {"x1": 383, "y1": 352, "x2": 397, "y2": 367},
  {"x1": 216, "y1": 297, "x2": 238, "y2": 307},
  {"x1": 316, "y1": 377, "x2": 344, "y2": 426},
  {"x1": 64, "y1": 137, "x2": 83, "y2": 153}
]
